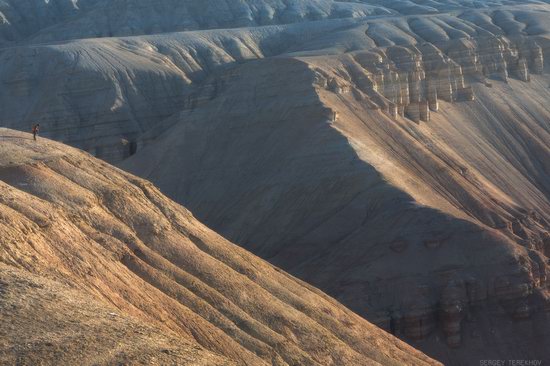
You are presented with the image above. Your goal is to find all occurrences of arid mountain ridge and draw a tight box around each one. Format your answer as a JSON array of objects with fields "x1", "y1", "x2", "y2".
[
  {"x1": 1, "y1": 0, "x2": 549, "y2": 364},
  {"x1": 2, "y1": 0, "x2": 546, "y2": 47},
  {"x1": 0, "y1": 2, "x2": 548, "y2": 161},
  {"x1": 122, "y1": 55, "x2": 550, "y2": 363},
  {"x1": 0, "y1": 128, "x2": 438, "y2": 365}
]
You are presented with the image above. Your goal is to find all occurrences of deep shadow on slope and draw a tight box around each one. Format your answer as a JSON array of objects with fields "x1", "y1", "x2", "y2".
[
  {"x1": 0, "y1": 128, "x2": 437, "y2": 366},
  {"x1": 121, "y1": 57, "x2": 550, "y2": 365}
]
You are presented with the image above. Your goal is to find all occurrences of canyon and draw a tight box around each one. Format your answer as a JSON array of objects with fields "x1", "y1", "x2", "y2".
[{"x1": 0, "y1": 0, "x2": 549, "y2": 364}]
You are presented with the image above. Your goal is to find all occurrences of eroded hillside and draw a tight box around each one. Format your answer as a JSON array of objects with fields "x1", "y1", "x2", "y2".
[
  {"x1": 122, "y1": 52, "x2": 550, "y2": 364},
  {"x1": 1, "y1": 1, "x2": 549, "y2": 162},
  {"x1": 0, "y1": 128, "x2": 437, "y2": 366},
  {"x1": 1, "y1": 0, "x2": 549, "y2": 364},
  {"x1": 0, "y1": 265, "x2": 234, "y2": 366}
]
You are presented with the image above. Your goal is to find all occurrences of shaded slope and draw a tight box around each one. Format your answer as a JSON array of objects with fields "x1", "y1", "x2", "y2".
[
  {"x1": 0, "y1": 0, "x2": 391, "y2": 46},
  {"x1": 0, "y1": 18, "x2": 360, "y2": 162},
  {"x1": 121, "y1": 56, "x2": 550, "y2": 365},
  {"x1": 0, "y1": 128, "x2": 437, "y2": 366}
]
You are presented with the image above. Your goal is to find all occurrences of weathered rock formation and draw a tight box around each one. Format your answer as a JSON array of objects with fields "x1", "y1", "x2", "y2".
[
  {"x1": 1, "y1": 1, "x2": 549, "y2": 365},
  {"x1": 1, "y1": 5, "x2": 548, "y2": 161},
  {"x1": 313, "y1": 36, "x2": 544, "y2": 123}
]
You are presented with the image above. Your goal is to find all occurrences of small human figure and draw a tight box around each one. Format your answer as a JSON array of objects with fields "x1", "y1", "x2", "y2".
[{"x1": 32, "y1": 124, "x2": 40, "y2": 141}]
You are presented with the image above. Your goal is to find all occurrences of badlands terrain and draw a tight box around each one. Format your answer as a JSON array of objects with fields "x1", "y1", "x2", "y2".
[
  {"x1": 1, "y1": 0, "x2": 550, "y2": 365},
  {"x1": 0, "y1": 128, "x2": 438, "y2": 365}
]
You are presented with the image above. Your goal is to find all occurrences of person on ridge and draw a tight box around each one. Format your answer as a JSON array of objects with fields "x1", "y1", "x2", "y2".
[{"x1": 32, "y1": 124, "x2": 40, "y2": 141}]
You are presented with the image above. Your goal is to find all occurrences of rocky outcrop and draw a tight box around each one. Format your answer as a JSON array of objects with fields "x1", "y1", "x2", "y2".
[
  {"x1": 378, "y1": 258, "x2": 547, "y2": 350},
  {"x1": 440, "y1": 281, "x2": 468, "y2": 348},
  {"x1": 530, "y1": 42, "x2": 545, "y2": 74},
  {"x1": 315, "y1": 34, "x2": 544, "y2": 123}
]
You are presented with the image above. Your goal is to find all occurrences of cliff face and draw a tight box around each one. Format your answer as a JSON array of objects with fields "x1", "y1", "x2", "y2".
[
  {"x1": 0, "y1": 128, "x2": 438, "y2": 366},
  {"x1": 314, "y1": 36, "x2": 545, "y2": 123}
]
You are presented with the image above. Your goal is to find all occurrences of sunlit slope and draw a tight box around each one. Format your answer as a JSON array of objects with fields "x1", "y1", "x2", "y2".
[
  {"x1": 0, "y1": 128, "x2": 437, "y2": 366},
  {"x1": 0, "y1": 265, "x2": 234, "y2": 366}
]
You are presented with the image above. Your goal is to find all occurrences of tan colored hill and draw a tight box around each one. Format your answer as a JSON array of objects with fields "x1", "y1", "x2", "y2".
[
  {"x1": 0, "y1": 128, "x2": 438, "y2": 366},
  {"x1": 0, "y1": 265, "x2": 233, "y2": 366}
]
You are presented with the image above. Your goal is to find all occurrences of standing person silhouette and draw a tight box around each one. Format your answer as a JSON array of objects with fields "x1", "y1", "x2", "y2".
[{"x1": 32, "y1": 124, "x2": 40, "y2": 141}]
